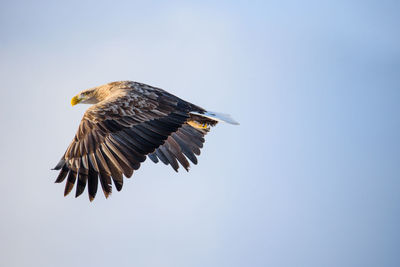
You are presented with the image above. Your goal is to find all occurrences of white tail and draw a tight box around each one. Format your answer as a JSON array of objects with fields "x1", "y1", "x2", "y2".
[{"x1": 190, "y1": 111, "x2": 240, "y2": 125}]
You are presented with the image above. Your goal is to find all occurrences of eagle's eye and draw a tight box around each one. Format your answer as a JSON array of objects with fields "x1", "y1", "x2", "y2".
[{"x1": 81, "y1": 91, "x2": 90, "y2": 98}]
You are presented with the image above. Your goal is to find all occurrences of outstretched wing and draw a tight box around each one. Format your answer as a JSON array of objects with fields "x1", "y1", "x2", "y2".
[{"x1": 53, "y1": 87, "x2": 192, "y2": 201}]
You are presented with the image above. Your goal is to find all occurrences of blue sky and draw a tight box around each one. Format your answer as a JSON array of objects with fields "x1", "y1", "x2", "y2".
[{"x1": 0, "y1": 1, "x2": 399, "y2": 266}]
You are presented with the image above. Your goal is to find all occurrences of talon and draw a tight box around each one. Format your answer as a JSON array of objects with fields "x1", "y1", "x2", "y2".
[{"x1": 188, "y1": 121, "x2": 209, "y2": 129}]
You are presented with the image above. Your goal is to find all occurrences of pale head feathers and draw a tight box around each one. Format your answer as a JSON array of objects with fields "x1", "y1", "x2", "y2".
[{"x1": 71, "y1": 81, "x2": 132, "y2": 106}]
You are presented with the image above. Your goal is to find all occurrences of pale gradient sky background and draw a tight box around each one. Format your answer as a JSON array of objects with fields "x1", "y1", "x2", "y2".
[{"x1": 0, "y1": 1, "x2": 399, "y2": 266}]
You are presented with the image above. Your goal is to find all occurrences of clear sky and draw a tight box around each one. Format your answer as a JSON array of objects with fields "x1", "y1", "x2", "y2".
[{"x1": 0, "y1": 1, "x2": 399, "y2": 266}]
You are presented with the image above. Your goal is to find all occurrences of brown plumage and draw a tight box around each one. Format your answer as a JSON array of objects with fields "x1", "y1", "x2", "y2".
[{"x1": 53, "y1": 81, "x2": 238, "y2": 201}]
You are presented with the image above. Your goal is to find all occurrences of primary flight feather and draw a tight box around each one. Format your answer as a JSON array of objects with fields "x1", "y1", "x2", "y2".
[{"x1": 53, "y1": 81, "x2": 238, "y2": 201}]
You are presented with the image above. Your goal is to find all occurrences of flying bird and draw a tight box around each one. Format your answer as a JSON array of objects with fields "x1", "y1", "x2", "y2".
[{"x1": 53, "y1": 81, "x2": 238, "y2": 201}]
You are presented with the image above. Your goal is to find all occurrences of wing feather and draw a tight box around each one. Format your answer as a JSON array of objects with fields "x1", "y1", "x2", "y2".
[
  {"x1": 87, "y1": 167, "x2": 98, "y2": 201},
  {"x1": 55, "y1": 165, "x2": 69, "y2": 183},
  {"x1": 159, "y1": 145, "x2": 179, "y2": 171},
  {"x1": 88, "y1": 153, "x2": 100, "y2": 172},
  {"x1": 75, "y1": 172, "x2": 88, "y2": 198},
  {"x1": 155, "y1": 148, "x2": 169, "y2": 165},
  {"x1": 99, "y1": 172, "x2": 112, "y2": 198},
  {"x1": 166, "y1": 136, "x2": 190, "y2": 171},
  {"x1": 64, "y1": 170, "x2": 77, "y2": 196},
  {"x1": 107, "y1": 136, "x2": 138, "y2": 173},
  {"x1": 104, "y1": 139, "x2": 133, "y2": 177}
]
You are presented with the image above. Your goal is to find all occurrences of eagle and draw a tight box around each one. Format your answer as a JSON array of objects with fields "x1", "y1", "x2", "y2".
[{"x1": 53, "y1": 81, "x2": 238, "y2": 201}]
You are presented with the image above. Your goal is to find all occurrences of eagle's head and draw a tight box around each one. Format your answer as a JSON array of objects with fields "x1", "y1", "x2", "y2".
[
  {"x1": 71, "y1": 81, "x2": 127, "y2": 106},
  {"x1": 70, "y1": 88, "x2": 99, "y2": 106}
]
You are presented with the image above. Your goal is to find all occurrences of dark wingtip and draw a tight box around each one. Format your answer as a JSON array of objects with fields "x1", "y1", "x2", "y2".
[
  {"x1": 75, "y1": 188, "x2": 85, "y2": 198},
  {"x1": 53, "y1": 159, "x2": 66, "y2": 170},
  {"x1": 114, "y1": 182, "x2": 123, "y2": 192},
  {"x1": 64, "y1": 183, "x2": 73, "y2": 197}
]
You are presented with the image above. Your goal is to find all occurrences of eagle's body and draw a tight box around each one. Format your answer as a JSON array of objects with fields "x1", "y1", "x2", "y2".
[{"x1": 53, "y1": 81, "x2": 238, "y2": 201}]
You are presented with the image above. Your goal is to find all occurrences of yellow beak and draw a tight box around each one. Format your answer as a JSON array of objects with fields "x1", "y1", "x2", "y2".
[{"x1": 71, "y1": 95, "x2": 81, "y2": 106}]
